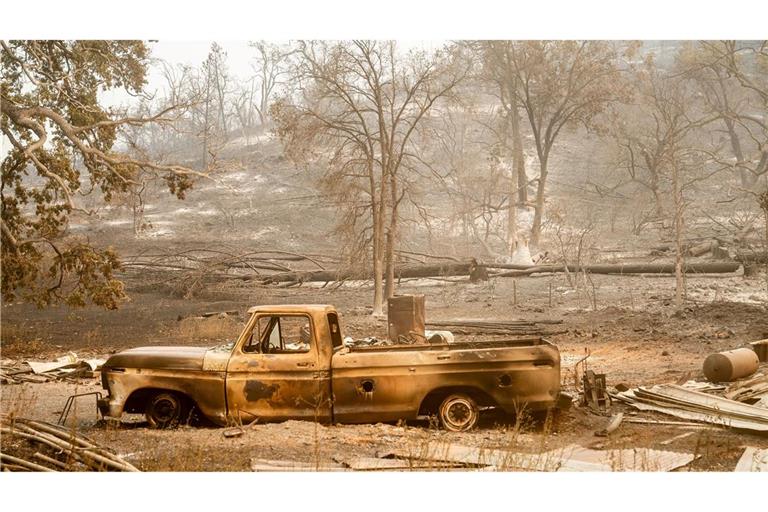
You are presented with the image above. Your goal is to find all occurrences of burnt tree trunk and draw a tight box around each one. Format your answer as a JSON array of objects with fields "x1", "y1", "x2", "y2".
[{"x1": 490, "y1": 262, "x2": 741, "y2": 277}]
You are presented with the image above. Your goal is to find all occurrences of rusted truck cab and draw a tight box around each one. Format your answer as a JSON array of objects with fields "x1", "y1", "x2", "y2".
[{"x1": 99, "y1": 305, "x2": 561, "y2": 431}]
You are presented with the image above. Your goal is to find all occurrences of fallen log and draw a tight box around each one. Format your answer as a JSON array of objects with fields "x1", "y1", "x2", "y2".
[
  {"x1": 0, "y1": 453, "x2": 56, "y2": 472},
  {"x1": 490, "y1": 262, "x2": 741, "y2": 278},
  {"x1": 687, "y1": 239, "x2": 719, "y2": 257},
  {"x1": 258, "y1": 259, "x2": 742, "y2": 284},
  {"x1": 736, "y1": 250, "x2": 768, "y2": 264},
  {"x1": 261, "y1": 261, "x2": 477, "y2": 284}
]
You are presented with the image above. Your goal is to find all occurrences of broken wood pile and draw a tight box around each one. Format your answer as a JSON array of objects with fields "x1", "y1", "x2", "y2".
[
  {"x1": 122, "y1": 249, "x2": 337, "y2": 276},
  {"x1": 615, "y1": 383, "x2": 768, "y2": 433},
  {"x1": 0, "y1": 418, "x2": 139, "y2": 472},
  {"x1": 425, "y1": 319, "x2": 565, "y2": 336},
  {"x1": 0, "y1": 354, "x2": 104, "y2": 384}
]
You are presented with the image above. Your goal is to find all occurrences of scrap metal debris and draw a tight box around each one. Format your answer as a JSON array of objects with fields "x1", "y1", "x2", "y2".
[
  {"x1": 1, "y1": 353, "x2": 104, "y2": 384},
  {"x1": 723, "y1": 372, "x2": 768, "y2": 406},
  {"x1": 595, "y1": 412, "x2": 624, "y2": 437},
  {"x1": 679, "y1": 380, "x2": 727, "y2": 393},
  {"x1": 582, "y1": 369, "x2": 611, "y2": 412},
  {"x1": 734, "y1": 447, "x2": 768, "y2": 472},
  {"x1": 0, "y1": 417, "x2": 139, "y2": 472},
  {"x1": 250, "y1": 458, "x2": 347, "y2": 471},
  {"x1": 615, "y1": 384, "x2": 768, "y2": 432},
  {"x1": 251, "y1": 441, "x2": 696, "y2": 472},
  {"x1": 343, "y1": 336, "x2": 393, "y2": 347},
  {"x1": 425, "y1": 319, "x2": 565, "y2": 336},
  {"x1": 380, "y1": 441, "x2": 696, "y2": 472},
  {"x1": 332, "y1": 456, "x2": 467, "y2": 471},
  {"x1": 751, "y1": 339, "x2": 768, "y2": 363}
]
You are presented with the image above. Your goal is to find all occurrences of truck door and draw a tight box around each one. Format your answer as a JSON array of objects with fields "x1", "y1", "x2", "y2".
[{"x1": 225, "y1": 313, "x2": 332, "y2": 423}]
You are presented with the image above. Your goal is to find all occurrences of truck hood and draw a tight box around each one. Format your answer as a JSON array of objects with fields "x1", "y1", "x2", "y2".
[{"x1": 103, "y1": 346, "x2": 209, "y2": 371}]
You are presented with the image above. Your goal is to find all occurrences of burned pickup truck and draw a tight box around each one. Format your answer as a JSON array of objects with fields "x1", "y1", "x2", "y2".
[{"x1": 98, "y1": 304, "x2": 561, "y2": 431}]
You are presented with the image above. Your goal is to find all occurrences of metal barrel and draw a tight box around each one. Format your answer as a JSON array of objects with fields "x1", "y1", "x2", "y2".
[
  {"x1": 703, "y1": 348, "x2": 759, "y2": 382},
  {"x1": 387, "y1": 294, "x2": 425, "y2": 342}
]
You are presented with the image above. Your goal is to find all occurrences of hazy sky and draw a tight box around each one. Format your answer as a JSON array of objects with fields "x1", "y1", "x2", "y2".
[{"x1": 107, "y1": 40, "x2": 442, "y2": 107}]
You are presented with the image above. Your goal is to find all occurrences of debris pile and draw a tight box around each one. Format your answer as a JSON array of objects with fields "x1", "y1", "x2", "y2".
[
  {"x1": 724, "y1": 372, "x2": 768, "y2": 406},
  {"x1": 343, "y1": 318, "x2": 565, "y2": 348},
  {"x1": 614, "y1": 383, "x2": 768, "y2": 433},
  {"x1": 425, "y1": 319, "x2": 565, "y2": 336},
  {"x1": 344, "y1": 336, "x2": 393, "y2": 347},
  {"x1": 735, "y1": 447, "x2": 768, "y2": 472},
  {"x1": 250, "y1": 442, "x2": 697, "y2": 472},
  {"x1": 0, "y1": 353, "x2": 104, "y2": 384},
  {"x1": 380, "y1": 441, "x2": 697, "y2": 471},
  {"x1": 0, "y1": 418, "x2": 139, "y2": 472}
]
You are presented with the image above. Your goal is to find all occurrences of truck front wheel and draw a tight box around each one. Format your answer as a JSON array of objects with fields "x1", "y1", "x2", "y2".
[
  {"x1": 438, "y1": 394, "x2": 479, "y2": 432},
  {"x1": 145, "y1": 392, "x2": 189, "y2": 429}
]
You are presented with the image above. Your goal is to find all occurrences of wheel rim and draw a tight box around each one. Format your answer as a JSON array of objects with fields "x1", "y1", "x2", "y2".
[
  {"x1": 151, "y1": 396, "x2": 179, "y2": 423},
  {"x1": 442, "y1": 397, "x2": 476, "y2": 431}
]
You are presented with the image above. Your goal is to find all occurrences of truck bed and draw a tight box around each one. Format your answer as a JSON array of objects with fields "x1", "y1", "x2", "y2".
[
  {"x1": 345, "y1": 336, "x2": 551, "y2": 352},
  {"x1": 331, "y1": 336, "x2": 560, "y2": 423}
]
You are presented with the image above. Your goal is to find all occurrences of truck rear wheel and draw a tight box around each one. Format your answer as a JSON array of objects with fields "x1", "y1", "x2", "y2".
[
  {"x1": 438, "y1": 394, "x2": 479, "y2": 432},
  {"x1": 145, "y1": 392, "x2": 189, "y2": 429}
]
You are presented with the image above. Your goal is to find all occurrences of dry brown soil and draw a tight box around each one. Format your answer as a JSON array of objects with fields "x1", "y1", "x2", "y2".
[{"x1": 2, "y1": 273, "x2": 768, "y2": 471}]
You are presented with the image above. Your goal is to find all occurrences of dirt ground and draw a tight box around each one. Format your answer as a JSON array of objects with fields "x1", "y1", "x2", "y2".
[{"x1": 2, "y1": 272, "x2": 768, "y2": 471}]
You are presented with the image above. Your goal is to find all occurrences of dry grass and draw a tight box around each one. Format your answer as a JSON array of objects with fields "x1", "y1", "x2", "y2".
[{"x1": 1, "y1": 322, "x2": 47, "y2": 358}]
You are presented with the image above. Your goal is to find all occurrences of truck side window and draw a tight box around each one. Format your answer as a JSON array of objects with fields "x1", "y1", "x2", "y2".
[
  {"x1": 244, "y1": 315, "x2": 312, "y2": 354},
  {"x1": 327, "y1": 312, "x2": 343, "y2": 349}
]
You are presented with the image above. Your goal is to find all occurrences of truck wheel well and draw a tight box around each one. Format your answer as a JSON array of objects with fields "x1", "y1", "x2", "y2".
[
  {"x1": 418, "y1": 387, "x2": 497, "y2": 416},
  {"x1": 124, "y1": 388, "x2": 196, "y2": 414}
]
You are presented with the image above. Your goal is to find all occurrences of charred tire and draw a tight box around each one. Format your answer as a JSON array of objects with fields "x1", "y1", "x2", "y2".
[
  {"x1": 438, "y1": 393, "x2": 479, "y2": 432},
  {"x1": 145, "y1": 392, "x2": 189, "y2": 429}
]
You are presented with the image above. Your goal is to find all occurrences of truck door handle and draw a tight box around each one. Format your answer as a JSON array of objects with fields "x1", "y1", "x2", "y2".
[
  {"x1": 296, "y1": 362, "x2": 311, "y2": 367},
  {"x1": 437, "y1": 355, "x2": 451, "y2": 360}
]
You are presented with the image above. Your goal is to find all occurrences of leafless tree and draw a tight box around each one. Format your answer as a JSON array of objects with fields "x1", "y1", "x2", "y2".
[
  {"x1": 617, "y1": 56, "x2": 725, "y2": 306},
  {"x1": 272, "y1": 40, "x2": 466, "y2": 314},
  {"x1": 483, "y1": 41, "x2": 631, "y2": 250},
  {"x1": 680, "y1": 41, "x2": 768, "y2": 190},
  {"x1": 249, "y1": 41, "x2": 294, "y2": 126},
  {"x1": 476, "y1": 42, "x2": 531, "y2": 255}
]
